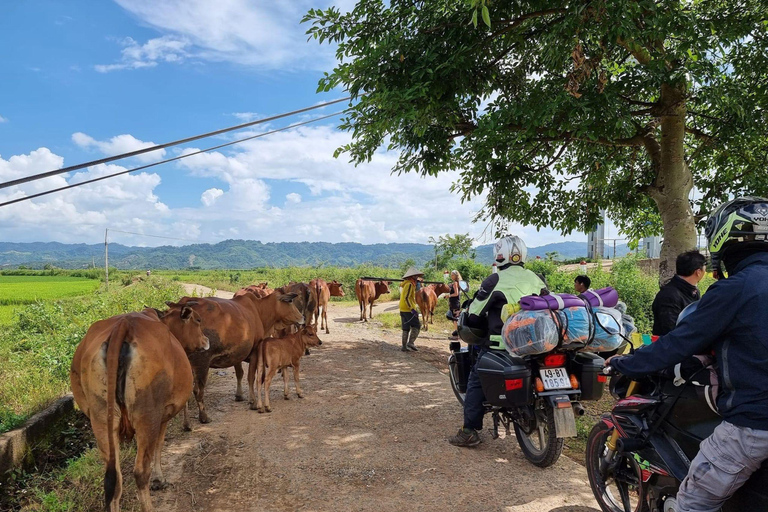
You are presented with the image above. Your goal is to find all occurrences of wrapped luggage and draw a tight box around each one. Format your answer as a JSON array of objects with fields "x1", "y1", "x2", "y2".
[{"x1": 503, "y1": 304, "x2": 628, "y2": 356}]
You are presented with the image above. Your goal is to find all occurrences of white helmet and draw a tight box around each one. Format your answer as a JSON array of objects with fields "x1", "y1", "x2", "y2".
[{"x1": 494, "y1": 235, "x2": 527, "y2": 266}]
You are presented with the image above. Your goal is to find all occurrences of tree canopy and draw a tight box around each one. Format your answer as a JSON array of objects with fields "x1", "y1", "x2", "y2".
[{"x1": 306, "y1": 0, "x2": 768, "y2": 281}]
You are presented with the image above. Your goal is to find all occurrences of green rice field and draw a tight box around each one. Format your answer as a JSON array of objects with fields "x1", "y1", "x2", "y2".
[{"x1": 0, "y1": 276, "x2": 101, "y2": 325}]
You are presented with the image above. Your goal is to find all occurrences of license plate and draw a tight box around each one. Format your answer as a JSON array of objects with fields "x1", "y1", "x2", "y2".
[{"x1": 539, "y1": 368, "x2": 570, "y2": 390}]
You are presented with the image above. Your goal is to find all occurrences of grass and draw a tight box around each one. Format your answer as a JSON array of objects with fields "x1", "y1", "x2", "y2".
[
  {"x1": 0, "y1": 276, "x2": 100, "y2": 306},
  {"x1": 0, "y1": 278, "x2": 183, "y2": 433}
]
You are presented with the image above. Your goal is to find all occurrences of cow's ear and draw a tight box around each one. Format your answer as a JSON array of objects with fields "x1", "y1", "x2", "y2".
[
  {"x1": 180, "y1": 306, "x2": 194, "y2": 322},
  {"x1": 166, "y1": 301, "x2": 178, "y2": 308},
  {"x1": 279, "y1": 293, "x2": 298, "y2": 303}
]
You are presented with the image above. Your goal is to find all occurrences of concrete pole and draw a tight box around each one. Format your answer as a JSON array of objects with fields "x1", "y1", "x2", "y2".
[{"x1": 105, "y1": 228, "x2": 109, "y2": 290}]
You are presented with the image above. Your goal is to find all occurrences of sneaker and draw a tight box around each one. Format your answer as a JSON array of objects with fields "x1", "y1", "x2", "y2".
[
  {"x1": 406, "y1": 344, "x2": 418, "y2": 352},
  {"x1": 448, "y1": 428, "x2": 481, "y2": 447}
]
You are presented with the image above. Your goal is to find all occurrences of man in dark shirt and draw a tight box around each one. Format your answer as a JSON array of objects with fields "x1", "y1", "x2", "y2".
[{"x1": 651, "y1": 250, "x2": 706, "y2": 335}]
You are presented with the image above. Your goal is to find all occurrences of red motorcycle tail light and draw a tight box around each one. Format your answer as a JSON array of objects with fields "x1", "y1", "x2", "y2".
[
  {"x1": 505, "y1": 378, "x2": 523, "y2": 391},
  {"x1": 543, "y1": 354, "x2": 566, "y2": 367},
  {"x1": 597, "y1": 375, "x2": 608, "y2": 383}
]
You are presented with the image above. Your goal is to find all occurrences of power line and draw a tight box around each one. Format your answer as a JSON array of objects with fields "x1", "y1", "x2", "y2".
[
  {"x1": 0, "y1": 111, "x2": 344, "y2": 208},
  {"x1": 0, "y1": 96, "x2": 352, "y2": 191}
]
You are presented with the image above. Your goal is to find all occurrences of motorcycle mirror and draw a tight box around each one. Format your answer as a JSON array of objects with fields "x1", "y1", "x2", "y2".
[{"x1": 459, "y1": 280, "x2": 469, "y2": 293}]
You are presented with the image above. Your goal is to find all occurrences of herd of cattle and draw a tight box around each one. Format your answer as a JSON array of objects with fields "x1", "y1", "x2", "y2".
[{"x1": 68, "y1": 277, "x2": 402, "y2": 512}]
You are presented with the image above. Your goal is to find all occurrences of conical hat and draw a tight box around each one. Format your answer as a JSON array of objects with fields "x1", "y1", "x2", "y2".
[{"x1": 402, "y1": 266, "x2": 424, "y2": 279}]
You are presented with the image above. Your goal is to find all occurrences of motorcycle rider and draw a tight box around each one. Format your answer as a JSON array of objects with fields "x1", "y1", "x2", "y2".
[
  {"x1": 607, "y1": 196, "x2": 768, "y2": 512},
  {"x1": 449, "y1": 235, "x2": 548, "y2": 447}
]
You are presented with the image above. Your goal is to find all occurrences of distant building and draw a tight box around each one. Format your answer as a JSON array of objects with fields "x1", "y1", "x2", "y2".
[
  {"x1": 587, "y1": 211, "x2": 606, "y2": 259},
  {"x1": 643, "y1": 236, "x2": 661, "y2": 259}
]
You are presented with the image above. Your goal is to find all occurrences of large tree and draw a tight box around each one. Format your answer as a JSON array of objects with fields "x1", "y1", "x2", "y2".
[{"x1": 306, "y1": 0, "x2": 768, "y2": 282}]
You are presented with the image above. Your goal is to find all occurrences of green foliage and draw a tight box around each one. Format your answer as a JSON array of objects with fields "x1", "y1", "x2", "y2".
[
  {"x1": 428, "y1": 233, "x2": 476, "y2": 270},
  {"x1": 306, "y1": 0, "x2": 768, "y2": 253},
  {"x1": 0, "y1": 279, "x2": 183, "y2": 433}
]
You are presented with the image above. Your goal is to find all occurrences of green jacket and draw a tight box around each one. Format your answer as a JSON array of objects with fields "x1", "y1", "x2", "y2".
[{"x1": 468, "y1": 265, "x2": 547, "y2": 350}]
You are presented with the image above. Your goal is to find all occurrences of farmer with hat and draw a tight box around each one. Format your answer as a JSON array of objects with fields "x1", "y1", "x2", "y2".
[{"x1": 400, "y1": 266, "x2": 423, "y2": 352}]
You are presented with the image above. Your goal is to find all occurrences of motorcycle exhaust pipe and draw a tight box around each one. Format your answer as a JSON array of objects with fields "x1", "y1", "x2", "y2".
[{"x1": 572, "y1": 402, "x2": 586, "y2": 416}]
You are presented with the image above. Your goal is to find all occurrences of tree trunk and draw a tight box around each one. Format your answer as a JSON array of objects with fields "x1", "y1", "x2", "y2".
[{"x1": 649, "y1": 83, "x2": 697, "y2": 285}]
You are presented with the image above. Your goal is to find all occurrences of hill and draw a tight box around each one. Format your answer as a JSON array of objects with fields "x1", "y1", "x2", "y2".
[{"x1": 0, "y1": 239, "x2": 631, "y2": 270}]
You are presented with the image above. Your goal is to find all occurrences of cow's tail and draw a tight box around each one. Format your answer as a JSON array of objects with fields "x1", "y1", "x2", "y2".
[
  {"x1": 104, "y1": 318, "x2": 131, "y2": 511},
  {"x1": 315, "y1": 280, "x2": 322, "y2": 324}
]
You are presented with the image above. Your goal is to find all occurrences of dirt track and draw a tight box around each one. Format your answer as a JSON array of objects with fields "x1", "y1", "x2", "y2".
[{"x1": 157, "y1": 288, "x2": 600, "y2": 512}]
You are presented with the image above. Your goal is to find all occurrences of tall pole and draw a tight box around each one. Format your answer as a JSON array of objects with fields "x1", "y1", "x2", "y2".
[
  {"x1": 613, "y1": 239, "x2": 617, "y2": 260},
  {"x1": 105, "y1": 228, "x2": 109, "y2": 290}
]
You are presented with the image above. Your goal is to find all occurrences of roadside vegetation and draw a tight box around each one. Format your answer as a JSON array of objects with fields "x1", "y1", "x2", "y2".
[{"x1": 0, "y1": 277, "x2": 182, "y2": 433}]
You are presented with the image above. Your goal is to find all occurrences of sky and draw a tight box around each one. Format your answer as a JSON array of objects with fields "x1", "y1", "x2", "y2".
[{"x1": 0, "y1": 0, "x2": 618, "y2": 248}]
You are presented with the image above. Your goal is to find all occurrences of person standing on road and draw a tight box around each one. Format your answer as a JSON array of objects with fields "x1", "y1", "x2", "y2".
[
  {"x1": 449, "y1": 236, "x2": 547, "y2": 447},
  {"x1": 400, "y1": 267, "x2": 423, "y2": 352},
  {"x1": 448, "y1": 270, "x2": 463, "y2": 340},
  {"x1": 651, "y1": 250, "x2": 706, "y2": 335}
]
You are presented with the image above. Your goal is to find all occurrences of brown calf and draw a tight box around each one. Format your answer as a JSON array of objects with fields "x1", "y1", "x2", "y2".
[
  {"x1": 254, "y1": 326, "x2": 323, "y2": 412},
  {"x1": 309, "y1": 278, "x2": 345, "y2": 334},
  {"x1": 354, "y1": 279, "x2": 391, "y2": 322},
  {"x1": 415, "y1": 283, "x2": 451, "y2": 331},
  {"x1": 70, "y1": 307, "x2": 209, "y2": 512},
  {"x1": 233, "y1": 282, "x2": 272, "y2": 298}
]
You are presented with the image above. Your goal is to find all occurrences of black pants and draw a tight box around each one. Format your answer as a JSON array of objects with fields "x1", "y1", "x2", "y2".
[
  {"x1": 400, "y1": 311, "x2": 421, "y2": 331},
  {"x1": 463, "y1": 347, "x2": 487, "y2": 430}
]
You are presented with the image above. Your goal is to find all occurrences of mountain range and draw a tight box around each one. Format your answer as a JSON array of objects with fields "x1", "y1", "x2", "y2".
[{"x1": 0, "y1": 240, "x2": 632, "y2": 270}]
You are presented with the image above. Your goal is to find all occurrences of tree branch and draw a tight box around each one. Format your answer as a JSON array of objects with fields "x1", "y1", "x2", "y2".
[{"x1": 685, "y1": 126, "x2": 716, "y2": 142}]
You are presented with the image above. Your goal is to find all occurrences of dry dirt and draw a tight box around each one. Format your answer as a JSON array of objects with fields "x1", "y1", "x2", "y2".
[{"x1": 154, "y1": 286, "x2": 601, "y2": 512}]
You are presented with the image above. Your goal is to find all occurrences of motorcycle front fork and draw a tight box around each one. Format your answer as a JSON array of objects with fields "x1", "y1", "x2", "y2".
[{"x1": 601, "y1": 380, "x2": 641, "y2": 477}]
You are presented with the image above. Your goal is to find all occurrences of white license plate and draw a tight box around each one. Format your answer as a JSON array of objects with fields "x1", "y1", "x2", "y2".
[{"x1": 539, "y1": 368, "x2": 570, "y2": 390}]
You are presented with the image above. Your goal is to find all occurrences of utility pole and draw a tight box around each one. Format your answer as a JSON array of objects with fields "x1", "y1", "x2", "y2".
[
  {"x1": 613, "y1": 239, "x2": 617, "y2": 260},
  {"x1": 105, "y1": 228, "x2": 109, "y2": 290}
]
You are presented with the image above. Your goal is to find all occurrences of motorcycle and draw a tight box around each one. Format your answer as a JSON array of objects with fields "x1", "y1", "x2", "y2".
[
  {"x1": 448, "y1": 283, "x2": 609, "y2": 467},
  {"x1": 586, "y1": 366, "x2": 768, "y2": 512}
]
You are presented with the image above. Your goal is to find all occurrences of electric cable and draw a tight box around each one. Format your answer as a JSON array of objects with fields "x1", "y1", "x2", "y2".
[
  {"x1": 107, "y1": 229, "x2": 215, "y2": 244},
  {"x1": 0, "y1": 96, "x2": 352, "y2": 190},
  {"x1": 0, "y1": 111, "x2": 343, "y2": 208}
]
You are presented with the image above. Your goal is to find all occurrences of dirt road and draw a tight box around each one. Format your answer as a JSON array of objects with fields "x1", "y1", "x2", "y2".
[{"x1": 154, "y1": 294, "x2": 601, "y2": 512}]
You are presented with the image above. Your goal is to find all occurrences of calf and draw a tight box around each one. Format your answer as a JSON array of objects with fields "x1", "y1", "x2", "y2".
[
  {"x1": 254, "y1": 326, "x2": 323, "y2": 412},
  {"x1": 233, "y1": 283, "x2": 272, "y2": 299},
  {"x1": 415, "y1": 283, "x2": 451, "y2": 331},
  {"x1": 309, "y1": 278, "x2": 345, "y2": 334},
  {"x1": 70, "y1": 307, "x2": 209, "y2": 512},
  {"x1": 354, "y1": 279, "x2": 391, "y2": 321}
]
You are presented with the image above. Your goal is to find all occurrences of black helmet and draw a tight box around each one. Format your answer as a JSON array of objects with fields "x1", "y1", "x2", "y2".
[
  {"x1": 705, "y1": 196, "x2": 768, "y2": 274},
  {"x1": 457, "y1": 311, "x2": 487, "y2": 345}
]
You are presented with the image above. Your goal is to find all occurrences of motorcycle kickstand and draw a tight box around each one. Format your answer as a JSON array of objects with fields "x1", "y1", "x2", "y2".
[{"x1": 491, "y1": 411, "x2": 501, "y2": 440}]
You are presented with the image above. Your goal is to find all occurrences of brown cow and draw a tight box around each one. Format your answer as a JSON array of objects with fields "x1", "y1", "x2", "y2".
[
  {"x1": 415, "y1": 283, "x2": 451, "y2": 331},
  {"x1": 233, "y1": 283, "x2": 272, "y2": 298},
  {"x1": 254, "y1": 326, "x2": 323, "y2": 412},
  {"x1": 309, "y1": 278, "x2": 345, "y2": 334},
  {"x1": 70, "y1": 307, "x2": 209, "y2": 512},
  {"x1": 278, "y1": 282, "x2": 317, "y2": 327},
  {"x1": 354, "y1": 279, "x2": 391, "y2": 322},
  {"x1": 167, "y1": 291, "x2": 304, "y2": 424}
]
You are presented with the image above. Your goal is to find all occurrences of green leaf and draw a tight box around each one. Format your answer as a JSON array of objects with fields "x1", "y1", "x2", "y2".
[
  {"x1": 471, "y1": 9, "x2": 478, "y2": 28},
  {"x1": 481, "y1": 5, "x2": 491, "y2": 28}
]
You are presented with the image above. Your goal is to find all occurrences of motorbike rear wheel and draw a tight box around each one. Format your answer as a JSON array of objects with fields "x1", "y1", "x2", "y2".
[
  {"x1": 586, "y1": 419, "x2": 647, "y2": 512},
  {"x1": 513, "y1": 405, "x2": 563, "y2": 468}
]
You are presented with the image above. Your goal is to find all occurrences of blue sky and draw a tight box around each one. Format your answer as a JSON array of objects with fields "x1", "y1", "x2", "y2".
[{"x1": 0, "y1": 0, "x2": 611, "y2": 248}]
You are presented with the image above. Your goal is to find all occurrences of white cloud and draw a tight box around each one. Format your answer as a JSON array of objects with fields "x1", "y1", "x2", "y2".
[
  {"x1": 231, "y1": 112, "x2": 262, "y2": 123},
  {"x1": 201, "y1": 188, "x2": 224, "y2": 206},
  {"x1": 0, "y1": 115, "x2": 7, "y2": 123},
  {"x1": 95, "y1": 35, "x2": 191, "y2": 72},
  {"x1": 72, "y1": 132, "x2": 166, "y2": 163},
  {"x1": 105, "y1": 0, "x2": 351, "y2": 71},
  {"x1": 0, "y1": 127, "x2": 591, "y2": 248}
]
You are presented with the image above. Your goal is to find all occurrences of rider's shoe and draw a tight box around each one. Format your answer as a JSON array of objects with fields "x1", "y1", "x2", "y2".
[
  {"x1": 448, "y1": 428, "x2": 481, "y2": 447},
  {"x1": 451, "y1": 330, "x2": 458, "y2": 337}
]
